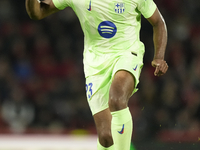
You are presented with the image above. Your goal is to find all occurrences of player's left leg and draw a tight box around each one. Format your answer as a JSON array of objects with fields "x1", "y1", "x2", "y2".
[{"x1": 109, "y1": 70, "x2": 135, "y2": 150}]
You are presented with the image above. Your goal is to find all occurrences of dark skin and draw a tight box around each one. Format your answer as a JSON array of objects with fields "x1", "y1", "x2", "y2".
[{"x1": 26, "y1": 0, "x2": 168, "y2": 147}]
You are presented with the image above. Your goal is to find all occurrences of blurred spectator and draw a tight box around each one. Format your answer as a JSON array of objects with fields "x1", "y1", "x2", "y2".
[{"x1": 1, "y1": 86, "x2": 34, "y2": 133}]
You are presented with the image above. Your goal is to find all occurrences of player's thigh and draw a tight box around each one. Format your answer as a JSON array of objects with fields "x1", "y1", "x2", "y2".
[
  {"x1": 85, "y1": 73, "x2": 112, "y2": 115},
  {"x1": 109, "y1": 70, "x2": 135, "y2": 111},
  {"x1": 110, "y1": 70, "x2": 135, "y2": 98},
  {"x1": 109, "y1": 51, "x2": 143, "y2": 111}
]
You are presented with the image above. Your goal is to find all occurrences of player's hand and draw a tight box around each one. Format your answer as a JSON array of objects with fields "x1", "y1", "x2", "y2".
[{"x1": 151, "y1": 59, "x2": 168, "y2": 76}]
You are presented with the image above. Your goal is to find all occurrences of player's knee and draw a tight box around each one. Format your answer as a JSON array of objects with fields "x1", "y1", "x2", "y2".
[
  {"x1": 109, "y1": 96, "x2": 127, "y2": 111},
  {"x1": 98, "y1": 130, "x2": 113, "y2": 147}
]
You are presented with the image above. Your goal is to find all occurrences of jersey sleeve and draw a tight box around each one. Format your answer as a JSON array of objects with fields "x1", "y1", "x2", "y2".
[
  {"x1": 137, "y1": 0, "x2": 157, "y2": 18},
  {"x1": 52, "y1": 0, "x2": 71, "y2": 10}
]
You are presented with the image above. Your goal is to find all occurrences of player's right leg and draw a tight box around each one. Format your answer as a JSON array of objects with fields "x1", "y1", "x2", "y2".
[
  {"x1": 85, "y1": 73, "x2": 114, "y2": 150},
  {"x1": 93, "y1": 108, "x2": 114, "y2": 150}
]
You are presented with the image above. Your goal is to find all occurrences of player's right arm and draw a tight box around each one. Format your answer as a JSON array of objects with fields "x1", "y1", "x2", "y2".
[{"x1": 25, "y1": 0, "x2": 59, "y2": 20}]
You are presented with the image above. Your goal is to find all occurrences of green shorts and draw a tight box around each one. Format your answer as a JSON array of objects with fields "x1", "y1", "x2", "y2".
[{"x1": 85, "y1": 50, "x2": 143, "y2": 115}]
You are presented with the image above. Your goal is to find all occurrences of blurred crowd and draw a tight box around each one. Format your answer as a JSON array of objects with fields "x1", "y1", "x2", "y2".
[{"x1": 0, "y1": 0, "x2": 200, "y2": 140}]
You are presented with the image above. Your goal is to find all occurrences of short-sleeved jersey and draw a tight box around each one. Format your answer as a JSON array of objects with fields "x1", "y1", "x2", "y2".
[{"x1": 52, "y1": 0, "x2": 157, "y2": 77}]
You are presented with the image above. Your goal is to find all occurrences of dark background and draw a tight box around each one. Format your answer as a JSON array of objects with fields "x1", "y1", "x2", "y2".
[{"x1": 0, "y1": 0, "x2": 200, "y2": 149}]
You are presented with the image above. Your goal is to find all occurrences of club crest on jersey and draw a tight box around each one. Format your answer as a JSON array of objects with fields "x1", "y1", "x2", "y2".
[{"x1": 115, "y1": 3, "x2": 125, "y2": 14}]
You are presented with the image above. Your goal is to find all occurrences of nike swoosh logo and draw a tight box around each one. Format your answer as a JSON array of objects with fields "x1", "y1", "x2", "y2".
[
  {"x1": 118, "y1": 124, "x2": 124, "y2": 134},
  {"x1": 87, "y1": 0, "x2": 91, "y2": 11},
  {"x1": 133, "y1": 65, "x2": 138, "y2": 71}
]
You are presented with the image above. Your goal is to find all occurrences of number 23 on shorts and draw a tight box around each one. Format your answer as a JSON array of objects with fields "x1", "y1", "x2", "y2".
[{"x1": 86, "y1": 83, "x2": 93, "y2": 99}]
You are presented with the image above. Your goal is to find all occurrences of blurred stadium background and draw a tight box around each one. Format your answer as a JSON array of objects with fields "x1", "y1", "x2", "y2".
[{"x1": 0, "y1": 0, "x2": 200, "y2": 149}]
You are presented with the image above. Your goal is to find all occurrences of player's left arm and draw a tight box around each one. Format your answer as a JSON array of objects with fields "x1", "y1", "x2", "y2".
[{"x1": 147, "y1": 8, "x2": 168, "y2": 77}]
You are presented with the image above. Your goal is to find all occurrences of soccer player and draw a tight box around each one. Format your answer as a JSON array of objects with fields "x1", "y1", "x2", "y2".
[{"x1": 25, "y1": 0, "x2": 168, "y2": 150}]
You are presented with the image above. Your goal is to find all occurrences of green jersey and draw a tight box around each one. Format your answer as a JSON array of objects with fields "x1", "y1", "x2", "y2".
[{"x1": 52, "y1": 0, "x2": 157, "y2": 77}]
